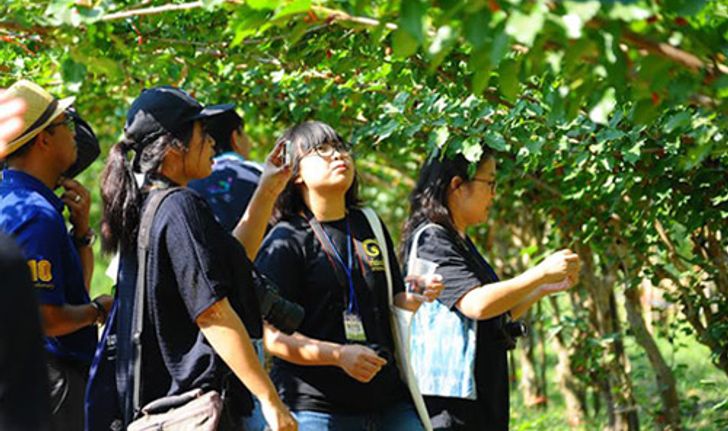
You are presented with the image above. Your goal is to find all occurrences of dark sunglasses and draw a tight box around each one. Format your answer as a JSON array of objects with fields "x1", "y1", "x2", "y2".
[{"x1": 46, "y1": 115, "x2": 76, "y2": 134}]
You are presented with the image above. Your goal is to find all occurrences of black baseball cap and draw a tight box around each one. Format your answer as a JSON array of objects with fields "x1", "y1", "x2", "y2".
[
  {"x1": 206, "y1": 109, "x2": 244, "y2": 154},
  {"x1": 124, "y1": 86, "x2": 234, "y2": 148},
  {"x1": 63, "y1": 107, "x2": 100, "y2": 179}
]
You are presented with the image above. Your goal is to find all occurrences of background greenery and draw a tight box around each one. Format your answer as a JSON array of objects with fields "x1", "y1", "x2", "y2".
[{"x1": 1, "y1": 0, "x2": 726, "y2": 429}]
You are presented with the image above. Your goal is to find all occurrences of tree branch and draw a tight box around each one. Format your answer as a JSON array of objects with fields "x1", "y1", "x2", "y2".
[{"x1": 100, "y1": 1, "x2": 205, "y2": 21}]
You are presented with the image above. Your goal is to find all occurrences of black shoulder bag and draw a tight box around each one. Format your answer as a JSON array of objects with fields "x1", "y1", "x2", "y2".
[{"x1": 127, "y1": 188, "x2": 224, "y2": 431}]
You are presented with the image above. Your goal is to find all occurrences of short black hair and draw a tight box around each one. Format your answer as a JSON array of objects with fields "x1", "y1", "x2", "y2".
[{"x1": 206, "y1": 110, "x2": 243, "y2": 154}]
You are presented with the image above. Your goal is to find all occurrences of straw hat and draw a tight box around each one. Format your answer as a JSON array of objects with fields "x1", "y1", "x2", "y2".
[{"x1": 2, "y1": 80, "x2": 75, "y2": 157}]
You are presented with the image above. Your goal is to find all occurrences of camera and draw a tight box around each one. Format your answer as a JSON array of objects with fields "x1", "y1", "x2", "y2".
[
  {"x1": 252, "y1": 270, "x2": 304, "y2": 335},
  {"x1": 497, "y1": 316, "x2": 528, "y2": 351}
]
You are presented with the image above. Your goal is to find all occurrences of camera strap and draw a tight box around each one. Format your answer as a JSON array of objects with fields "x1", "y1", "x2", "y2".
[{"x1": 132, "y1": 187, "x2": 182, "y2": 418}]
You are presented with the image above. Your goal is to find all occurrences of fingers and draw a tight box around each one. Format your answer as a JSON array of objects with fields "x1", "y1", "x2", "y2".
[
  {"x1": 267, "y1": 140, "x2": 288, "y2": 167},
  {"x1": 60, "y1": 177, "x2": 90, "y2": 198},
  {"x1": 0, "y1": 97, "x2": 26, "y2": 147},
  {"x1": 361, "y1": 352, "x2": 387, "y2": 367}
]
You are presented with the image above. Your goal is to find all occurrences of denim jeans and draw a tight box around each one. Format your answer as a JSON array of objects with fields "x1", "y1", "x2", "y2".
[
  {"x1": 240, "y1": 397, "x2": 269, "y2": 431},
  {"x1": 293, "y1": 402, "x2": 424, "y2": 431}
]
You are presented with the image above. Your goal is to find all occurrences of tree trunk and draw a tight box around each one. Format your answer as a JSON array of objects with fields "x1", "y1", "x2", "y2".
[
  {"x1": 518, "y1": 311, "x2": 546, "y2": 407},
  {"x1": 624, "y1": 284, "x2": 682, "y2": 430},
  {"x1": 549, "y1": 296, "x2": 586, "y2": 427},
  {"x1": 578, "y1": 245, "x2": 640, "y2": 431}
]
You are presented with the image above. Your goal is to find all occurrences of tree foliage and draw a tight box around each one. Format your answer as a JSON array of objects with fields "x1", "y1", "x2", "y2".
[{"x1": 2, "y1": 0, "x2": 726, "y2": 428}]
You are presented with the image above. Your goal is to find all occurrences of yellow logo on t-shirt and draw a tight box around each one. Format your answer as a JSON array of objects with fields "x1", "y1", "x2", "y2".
[
  {"x1": 27, "y1": 259, "x2": 53, "y2": 286},
  {"x1": 362, "y1": 239, "x2": 385, "y2": 271}
]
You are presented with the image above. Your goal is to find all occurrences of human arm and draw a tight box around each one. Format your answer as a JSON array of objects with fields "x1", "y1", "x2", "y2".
[
  {"x1": 59, "y1": 177, "x2": 93, "y2": 290},
  {"x1": 510, "y1": 270, "x2": 580, "y2": 319},
  {"x1": 197, "y1": 299, "x2": 296, "y2": 431},
  {"x1": 456, "y1": 250, "x2": 580, "y2": 320},
  {"x1": 40, "y1": 294, "x2": 112, "y2": 336},
  {"x1": 263, "y1": 324, "x2": 386, "y2": 383},
  {"x1": 233, "y1": 141, "x2": 291, "y2": 259}
]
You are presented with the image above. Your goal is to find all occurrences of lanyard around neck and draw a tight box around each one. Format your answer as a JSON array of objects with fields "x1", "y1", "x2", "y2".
[{"x1": 308, "y1": 214, "x2": 359, "y2": 314}]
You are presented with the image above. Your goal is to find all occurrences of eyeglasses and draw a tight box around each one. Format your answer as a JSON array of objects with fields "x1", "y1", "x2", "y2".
[
  {"x1": 46, "y1": 116, "x2": 75, "y2": 134},
  {"x1": 471, "y1": 177, "x2": 496, "y2": 193},
  {"x1": 307, "y1": 142, "x2": 352, "y2": 159}
]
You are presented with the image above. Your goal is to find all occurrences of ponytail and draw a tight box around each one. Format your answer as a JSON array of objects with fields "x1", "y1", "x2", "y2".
[
  {"x1": 100, "y1": 132, "x2": 190, "y2": 253},
  {"x1": 100, "y1": 139, "x2": 141, "y2": 254}
]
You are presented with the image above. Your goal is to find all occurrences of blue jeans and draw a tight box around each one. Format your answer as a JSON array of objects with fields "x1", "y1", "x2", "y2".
[
  {"x1": 241, "y1": 398, "x2": 269, "y2": 431},
  {"x1": 293, "y1": 402, "x2": 424, "y2": 431}
]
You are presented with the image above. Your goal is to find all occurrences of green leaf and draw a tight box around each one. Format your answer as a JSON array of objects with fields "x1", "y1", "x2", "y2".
[
  {"x1": 498, "y1": 58, "x2": 520, "y2": 101},
  {"x1": 623, "y1": 139, "x2": 644, "y2": 164},
  {"x1": 399, "y1": 0, "x2": 427, "y2": 43},
  {"x1": 505, "y1": 8, "x2": 545, "y2": 47},
  {"x1": 664, "y1": 112, "x2": 692, "y2": 133},
  {"x1": 464, "y1": 9, "x2": 491, "y2": 49},
  {"x1": 392, "y1": 29, "x2": 419, "y2": 58},
  {"x1": 484, "y1": 130, "x2": 507, "y2": 151},
  {"x1": 589, "y1": 88, "x2": 616, "y2": 125},
  {"x1": 248, "y1": 0, "x2": 281, "y2": 11},
  {"x1": 561, "y1": 1, "x2": 600, "y2": 38},
  {"x1": 632, "y1": 99, "x2": 660, "y2": 125},
  {"x1": 608, "y1": 3, "x2": 652, "y2": 21},
  {"x1": 461, "y1": 138, "x2": 484, "y2": 163},
  {"x1": 663, "y1": 0, "x2": 707, "y2": 16},
  {"x1": 274, "y1": 0, "x2": 311, "y2": 19}
]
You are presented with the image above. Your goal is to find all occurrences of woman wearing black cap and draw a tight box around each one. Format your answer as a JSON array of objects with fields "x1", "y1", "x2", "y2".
[
  {"x1": 400, "y1": 147, "x2": 580, "y2": 430},
  {"x1": 100, "y1": 86, "x2": 296, "y2": 431}
]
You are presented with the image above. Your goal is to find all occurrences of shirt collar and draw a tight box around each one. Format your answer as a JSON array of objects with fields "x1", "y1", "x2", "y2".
[
  {"x1": 1, "y1": 169, "x2": 64, "y2": 213},
  {"x1": 216, "y1": 152, "x2": 246, "y2": 163}
]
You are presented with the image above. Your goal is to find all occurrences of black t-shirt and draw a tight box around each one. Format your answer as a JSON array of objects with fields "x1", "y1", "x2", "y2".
[
  {"x1": 135, "y1": 188, "x2": 263, "y2": 416},
  {"x1": 255, "y1": 210, "x2": 410, "y2": 413},
  {"x1": 0, "y1": 233, "x2": 51, "y2": 431},
  {"x1": 405, "y1": 223, "x2": 509, "y2": 431}
]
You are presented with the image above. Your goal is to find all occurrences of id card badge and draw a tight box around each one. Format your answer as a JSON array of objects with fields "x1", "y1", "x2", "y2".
[{"x1": 343, "y1": 311, "x2": 367, "y2": 342}]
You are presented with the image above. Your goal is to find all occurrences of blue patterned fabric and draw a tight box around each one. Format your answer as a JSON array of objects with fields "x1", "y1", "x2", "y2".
[
  {"x1": 410, "y1": 298, "x2": 477, "y2": 400},
  {"x1": 407, "y1": 224, "x2": 478, "y2": 400}
]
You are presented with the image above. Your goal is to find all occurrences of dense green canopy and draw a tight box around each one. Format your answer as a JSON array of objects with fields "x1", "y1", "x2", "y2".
[{"x1": 2, "y1": 1, "x2": 726, "y2": 429}]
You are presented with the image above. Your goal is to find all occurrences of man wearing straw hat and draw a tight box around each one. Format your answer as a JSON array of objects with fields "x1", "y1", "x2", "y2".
[{"x1": 0, "y1": 80, "x2": 112, "y2": 430}]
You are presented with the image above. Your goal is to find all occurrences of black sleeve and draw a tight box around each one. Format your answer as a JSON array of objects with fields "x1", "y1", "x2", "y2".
[
  {"x1": 381, "y1": 218, "x2": 406, "y2": 295},
  {"x1": 254, "y1": 221, "x2": 305, "y2": 304},
  {"x1": 160, "y1": 190, "x2": 234, "y2": 320},
  {"x1": 414, "y1": 226, "x2": 482, "y2": 310}
]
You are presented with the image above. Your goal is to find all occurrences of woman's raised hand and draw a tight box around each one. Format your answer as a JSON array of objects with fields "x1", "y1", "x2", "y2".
[
  {"x1": 536, "y1": 249, "x2": 580, "y2": 285},
  {"x1": 258, "y1": 140, "x2": 293, "y2": 198}
]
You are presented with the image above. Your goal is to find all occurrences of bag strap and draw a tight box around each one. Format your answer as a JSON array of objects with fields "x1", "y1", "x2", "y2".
[
  {"x1": 131, "y1": 187, "x2": 181, "y2": 417},
  {"x1": 360, "y1": 208, "x2": 393, "y2": 306},
  {"x1": 406, "y1": 223, "x2": 445, "y2": 275}
]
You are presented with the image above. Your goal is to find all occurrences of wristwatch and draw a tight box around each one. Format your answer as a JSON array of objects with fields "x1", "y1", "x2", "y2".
[
  {"x1": 71, "y1": 227, "x2": 96, "y2": 247},
  {"x1": 90, "y1": 299, "x2": 107, "y2": 326}
]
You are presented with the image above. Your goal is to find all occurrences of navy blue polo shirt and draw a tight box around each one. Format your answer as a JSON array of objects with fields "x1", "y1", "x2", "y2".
[
  {"x1": 0, "y1": 169, "x2": 96, "y2": 364},
  {"x1": 189, "y1": 153, "x2": 261, "y2": 232}
]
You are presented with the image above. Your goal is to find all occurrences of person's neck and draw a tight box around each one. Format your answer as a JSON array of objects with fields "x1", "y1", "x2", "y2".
[
  {"x1": 304, "y1": 190, "x2": 346, "y2": 222},
  {"x1": 8, "y1": 161, "x2": 60, "y2": 190},
  {"x1": 159, "y1": 163, "x2": 188, "y2": 187},
  {"x1": 449, "y1": 208, "x2": 468, "y2": 238}
]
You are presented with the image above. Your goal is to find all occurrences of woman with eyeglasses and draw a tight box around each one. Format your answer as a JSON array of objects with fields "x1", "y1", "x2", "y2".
[
  {"x1": 99, "y1": 87, "x2": 296, "y2": 431},
  {"x1": 254, "y1": 121, "x2": 442, "y2": 431},
  {"x1": 399, "y1": 146, "x2": 580, "y2": 430}
]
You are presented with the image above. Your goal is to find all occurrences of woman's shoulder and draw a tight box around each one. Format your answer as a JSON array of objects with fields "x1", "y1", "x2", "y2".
[
  {"x1": 267, "y1": 216, "x2": 310, "y2": 242},
  {"x1": 150, "y1": 187, "x2": 215, "y2": 225}
]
